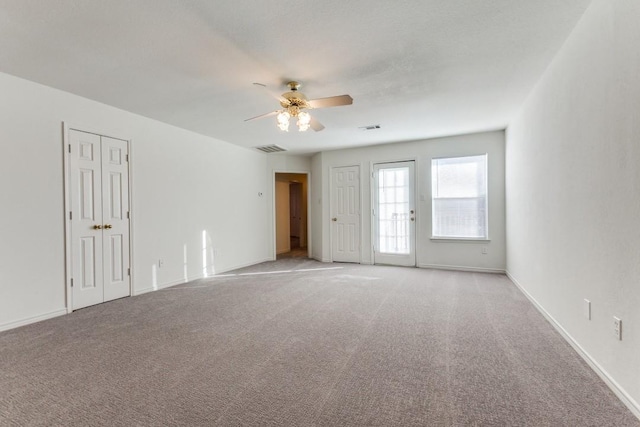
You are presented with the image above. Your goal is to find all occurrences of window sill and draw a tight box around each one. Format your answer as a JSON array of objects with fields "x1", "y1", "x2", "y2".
[{"x1": 430, "y1": 237, "x2": 491, "y2": 243}]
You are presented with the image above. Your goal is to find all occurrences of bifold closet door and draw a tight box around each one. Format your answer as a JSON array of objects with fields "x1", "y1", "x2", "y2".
[{"x1": 69, "y1": 129, "x2": 130, "y2": 310}]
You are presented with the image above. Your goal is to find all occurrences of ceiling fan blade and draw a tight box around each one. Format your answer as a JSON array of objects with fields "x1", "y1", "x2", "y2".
[
  {"x1": 308, "y1": 94, "x2": 353, "y2": 109},
  {"x1": 253, "y1": 82, "x2": 289, "y2": 106},
  {"x1": 310, "y1": 116, "x2": 325, "y2": 132},
  {"x1": 244, "y1": 110, "x2": 278, "y2": 122}
]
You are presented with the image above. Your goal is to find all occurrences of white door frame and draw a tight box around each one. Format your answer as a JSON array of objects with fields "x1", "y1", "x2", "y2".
[
  {"x1": 63, "y1": 122, "x2": 134, "y2": 313},
  {"x1": 272, "y1": 170, "x2": 312, "y2": 260},
  {"x1": 329, "y1": 164, "x2": 363, "y2": 263},
  {"x1": 369, "y1": 157, "x2": 419, "y2": 266},
  {"x1": 371, "y1": 160, "x2": 417, "y2": 266}
]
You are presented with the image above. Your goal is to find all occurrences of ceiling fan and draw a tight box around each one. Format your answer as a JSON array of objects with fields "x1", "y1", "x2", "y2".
[{"x1": 245, "y1": 81, "x2": 353, "y2": 132}]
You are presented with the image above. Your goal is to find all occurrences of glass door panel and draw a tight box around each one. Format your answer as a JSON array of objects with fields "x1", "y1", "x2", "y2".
[{"x1": 373, "y1": 161, "x2": 416, "y2": 266}]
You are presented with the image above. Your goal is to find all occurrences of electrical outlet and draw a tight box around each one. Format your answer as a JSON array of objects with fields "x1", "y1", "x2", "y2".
[
  {"x1": 158, "y1": 259, "x2": 164, "y2": 268},
  {"x1": 481, "y1": 246, "x2": 488, "y2": 255},
  {"x1": 583, "y1": 299, "x2": 591, "y2": 320},
  {"x1": 613, "y1": 316, "x2": 622, "y2": 340}
]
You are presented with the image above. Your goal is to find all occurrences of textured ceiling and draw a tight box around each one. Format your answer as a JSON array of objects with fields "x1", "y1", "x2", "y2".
[{"x1": 0, "y1": 0, "x2": 592, "y2": 154}]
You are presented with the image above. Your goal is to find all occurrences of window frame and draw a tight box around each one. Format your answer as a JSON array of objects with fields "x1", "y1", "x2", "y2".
[{"x1": 430, "y1": 153, "x2": 489, "y2": 241}]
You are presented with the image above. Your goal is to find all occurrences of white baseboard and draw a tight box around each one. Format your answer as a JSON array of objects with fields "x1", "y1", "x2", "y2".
[
  {"x1": 0, "y1": 308, "x2": 67, "y2": 333},
  {"x1": 215, "y1": 258, "x2": 272, "y2": 275},
  {"x1": 313, "y1": 256, "x2": 332, "y2": 263},
  {"x1": 506, "y1": 271, "x2": 640, "y2": 420},
  {"x1": 419, "y1": 263, "x2": 506, "y2": 274},
  {"x1": 134, "y1": 276, "x2": 199, "y2": 295},
  {"x1": 133, "y1": 258, "x2": 273, "y2": 295}
]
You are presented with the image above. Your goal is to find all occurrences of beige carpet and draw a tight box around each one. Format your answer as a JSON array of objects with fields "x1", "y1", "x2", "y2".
[{"x1": 0, "y1": 259, "x2": 638, "y2": 426}]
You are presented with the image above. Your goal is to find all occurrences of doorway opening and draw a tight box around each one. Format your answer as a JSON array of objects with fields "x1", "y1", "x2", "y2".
[{"x1": 275, "y1": 173, "x2": 309, "y2": 259}]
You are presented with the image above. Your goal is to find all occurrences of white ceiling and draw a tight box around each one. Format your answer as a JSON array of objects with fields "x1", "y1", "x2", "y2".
[{"x1": 0, "y1": 0, "x2": 592, "y2": 154}]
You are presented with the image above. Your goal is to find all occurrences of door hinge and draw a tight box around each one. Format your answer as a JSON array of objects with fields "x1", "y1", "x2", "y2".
[
  {"x1": 70, "y1": 278, "x2": 74, "y2": 287},
  {"x1": 68, "y1": 144, "x2": 71, "y2": 153},
  {"x1": 126, "y1": 154, "x2": 129, "y2": 162},
  {"x1": 128, "y1": 268, "x2": 131, "y2": 276},
  {"x1": 127, "y1": 211, "x2": 130, "y2": 219},
  {"x1": 69, "y1": 211, "x2": 73, "y2": 220}
]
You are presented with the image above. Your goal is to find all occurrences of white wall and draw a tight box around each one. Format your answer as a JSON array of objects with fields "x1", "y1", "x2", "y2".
[
  {"x1": 267, "y1": 153, "x2": 311, "y2": 175},
  {"x1": 311, "y1": 131, "x2": 506, "y2": 271},
  {"x1": 311, "y1": 153, "x2": 325, "y2": 261},
  {"x1": 0, "y1": 71, "x2": 270, "y2": 331},
  {"x1": 274, "y1": 181, "x2": 291, "y2": 254},
  {"x1": 506, "y1": 0, "x2": 640, "y2": 415}
]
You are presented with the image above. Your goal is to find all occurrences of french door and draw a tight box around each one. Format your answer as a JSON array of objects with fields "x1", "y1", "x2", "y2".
[
  {"x1": 68, "y1": 129, "x2": 131, "y2": 310},
  {"x1": 373, "y1": 161, "x2": 416, "y2": 266}
]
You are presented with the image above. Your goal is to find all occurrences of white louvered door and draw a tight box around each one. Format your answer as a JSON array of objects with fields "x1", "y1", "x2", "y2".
[{"x1": 69, "y1": 129, "x2": 130, "y2": 310}]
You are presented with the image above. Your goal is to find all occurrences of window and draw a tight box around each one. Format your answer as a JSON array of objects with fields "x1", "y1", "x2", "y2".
[{"x1": 431, "y1": 154, "x2": 488, "y2": 239}]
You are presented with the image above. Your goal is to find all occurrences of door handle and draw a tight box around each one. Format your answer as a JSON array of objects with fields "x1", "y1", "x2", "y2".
[
  {"x1": 332, "y1": 218, "x2": 337, "y2": 222},
  {"x1": 104, "y1": 224, "x2": 113, "y2": 229},
  {"x1": 93, "y1": 224, "x2": 103, "y2": 230}
]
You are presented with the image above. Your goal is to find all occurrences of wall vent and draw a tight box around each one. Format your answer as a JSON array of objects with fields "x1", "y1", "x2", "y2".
[
  {"x1": 254, "y1": 144, "x2": 287, "y2": 153},
  {"x1": 359, "y1": 124, "x2": 381, "y2": 131}
]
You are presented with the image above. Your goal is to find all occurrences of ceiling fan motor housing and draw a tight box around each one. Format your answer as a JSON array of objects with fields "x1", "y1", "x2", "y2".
[{"x1": 281, "y1": 82, "x2": 310, "y2": 110}]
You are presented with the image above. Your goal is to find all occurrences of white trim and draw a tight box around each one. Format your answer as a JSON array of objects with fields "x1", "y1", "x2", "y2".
[
  {"x1": 0, "y1": 309, "x2": 67, "y2": 333},
  {"x1": 215, "y1": 258, "x2": 273, "y2": 275},
  {"x1": 62, "y1": 123, "x2": 72, "y2": 313},
  {"x1": 430, "y1": 238, "x2": 492, "y2": 243},
  {"x1": 134, "y1": 276, "x2": 193, "y2": 296},
  {"x1": 134, "y1": 258, "x2": 273, "y2": 295},
  {"x1": 507, "y1": 271, "x2": 640, "y2": 420},
  {"x1": 418, "y1": 263, "x2": 505, "y2": 274},
  {"x1": 128, "y1": 137, "x2": 136, "y2": 297}
]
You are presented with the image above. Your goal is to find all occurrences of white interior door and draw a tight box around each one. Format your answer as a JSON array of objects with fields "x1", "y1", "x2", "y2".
[
  {"x1": 331, "y1": 166, "x2": 360, "y2": 263},
  {"x1": 289, "y1": 182, "x2": 301, "y2": 240},
  {"x1": 101, "y1": 137, "x2": 130, "y2": 302},
  {"x1": 373, "y1": 161, "x2": 416, "y2": 266},
  {"x1": 69, "y1": 129, "x2": 130, "y2": 310},
  {"x1": 70, "y1": 131, "x2": 104, "y2": 309}
]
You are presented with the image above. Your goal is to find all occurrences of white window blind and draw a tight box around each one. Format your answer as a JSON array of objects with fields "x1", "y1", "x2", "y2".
[{"x1": 431, "y1": 154, "x2": 488, "y2": 239}]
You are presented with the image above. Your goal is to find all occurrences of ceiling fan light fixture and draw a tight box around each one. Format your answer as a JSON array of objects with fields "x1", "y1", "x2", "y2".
[
  {"x1": 247, "y1": 80, "x2": 351, "y2": 133},
  {"x1": 276, "y1": 110, "x2": 290, "y2": 131},
  {"x1": 297, "y1": 111, "x2": 311, "y2": 131}
]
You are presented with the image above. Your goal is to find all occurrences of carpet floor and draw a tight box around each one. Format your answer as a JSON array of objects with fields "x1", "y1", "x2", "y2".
[{"x1": 0, "y1": 259, "x2": 638, "y2": 426}]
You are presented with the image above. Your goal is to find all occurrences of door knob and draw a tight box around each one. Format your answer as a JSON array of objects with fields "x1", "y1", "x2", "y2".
[
  {"x1": 332, "y1": 218, "x2": 337, "y2": 222},
  {"x1": 93, "y1": 224, "x2": 103, "y2": 230},
  {"x1": 104, "y1": 224, "x2": 113, "y2": 229}
]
